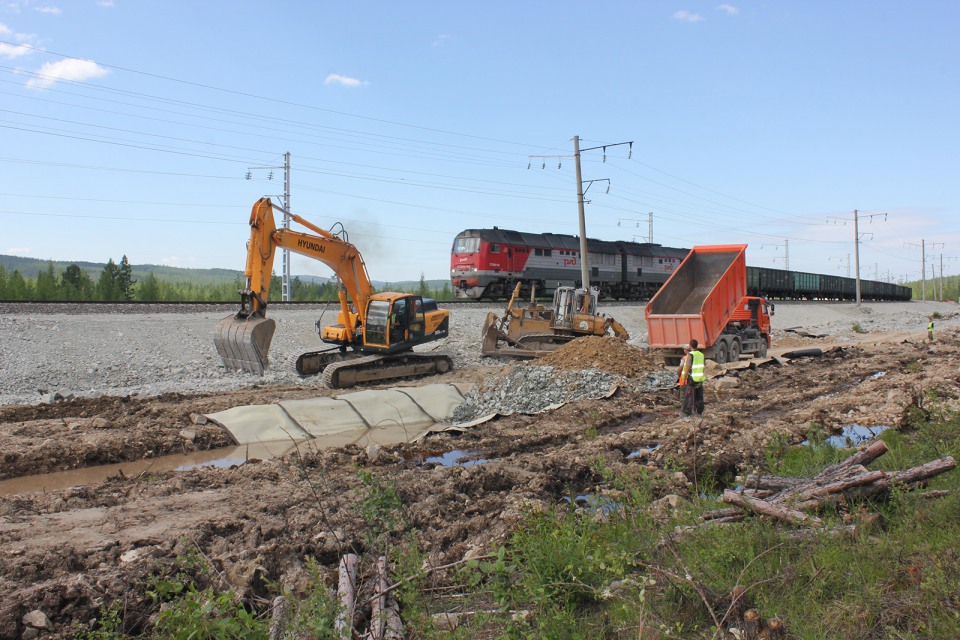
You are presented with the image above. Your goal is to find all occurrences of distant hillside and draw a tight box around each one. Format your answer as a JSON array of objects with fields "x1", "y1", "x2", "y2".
[
  {"x1": 0, "y1": 254, "x2": 244, "y2": 286},
  {"x1": 0, "y1": 255, "x2": 448, "y2": 291}
]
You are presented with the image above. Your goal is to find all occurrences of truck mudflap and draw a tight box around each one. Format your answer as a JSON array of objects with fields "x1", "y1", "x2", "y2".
[
  {"x1": 320, "y1": 352, "x2": 454, "y2": 389},
  {"x1": 214, "y1": 315, "x2": 276, "y2": 375}
]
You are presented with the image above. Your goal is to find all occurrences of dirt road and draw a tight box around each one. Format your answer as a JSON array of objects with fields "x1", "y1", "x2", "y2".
[{"x1": 0, "y1": 303, "x2": 957, "y2": 638}]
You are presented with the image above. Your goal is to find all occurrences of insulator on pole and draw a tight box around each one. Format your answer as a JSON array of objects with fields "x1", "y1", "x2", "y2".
[
  {"x1": 542, "y1": 161, "x2": 546, "y2": 169},
  {"x1": 605, "y1": 184, "x2": 610, "y2": 194},
  {"x1": 628, "y1": 142, "x2": 633, "y2": 159},
  {"x1": 558, "y1": 161, "x2": 562, "y2": 169},
  {"x1": 527, "y1": 161, "x2": 531, "y2": 169}
]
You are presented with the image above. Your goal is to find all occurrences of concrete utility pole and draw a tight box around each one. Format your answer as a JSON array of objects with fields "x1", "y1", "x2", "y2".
[
  {"x1": 533, "y1": 136, "x2": 632, "y2": 293},
  {"x1": 648, "y1": 211, "x2": 654, "y2": 245},
  {"x1": 282, "y1": 151, "x2": 291, "y2": 302},
  {"x1": 853, "y1": 210, "x2": 861, "y2": 305},
  {"x1": 247, "y1": 152, "x2": 292, "y2": 301},
  {"x1": 573, "y1": 135, "x2": 589, "y2": 291},
  {"x1": 827, "y1": 210, "x2": 886, "y2": 306}
]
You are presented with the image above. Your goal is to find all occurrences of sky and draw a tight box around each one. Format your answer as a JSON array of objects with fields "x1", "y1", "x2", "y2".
[{"x1": 1, "y1": 1, "x2": 958, "y2": 285}]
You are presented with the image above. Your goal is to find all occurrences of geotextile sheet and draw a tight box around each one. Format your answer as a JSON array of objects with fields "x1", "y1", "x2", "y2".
[{"x1": 206, "y1": 383, "x2": 472, "y2": 448}]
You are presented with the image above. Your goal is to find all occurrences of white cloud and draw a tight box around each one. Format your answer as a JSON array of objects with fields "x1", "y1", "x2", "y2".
[
  {"x1": 26, "y1": 57, "x2": 109, "y2": 88},
  {"x1": 0, "y1": 41, "x2": 32, "y2": 58},
  {"x1": 717, "y1": 4, "x2": 739, "y2": 15},
  {"x1": 0, "y1": 22, "x2": 39, "y2": 59},
  {"x1": 34, "y1": 5, "x2": 61, "y2": 14},
  {"x1": 5, "y1": 247, "x2": 31, "y2": 255},
  {"x1": 324, "y1": 73, "x2": 368, "y2": 88},
  {"x1": 433, "y1": 34, "x2": 450, "y2": 47},
  {"x1": 97, "y1": 0, "x2": 115, "y2": 6},
  {"x1": 672, "y1": 10, "x2": 705, "y2": 22}
]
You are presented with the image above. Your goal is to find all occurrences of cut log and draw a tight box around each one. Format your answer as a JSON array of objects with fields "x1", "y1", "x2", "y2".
[
  {"x1": 739, "y1": 474, "x2": 806, "y2": 491},
  {"x1": 722, "y1": 490, "x2": 822, "y2": 526},
  {"x1": 700, "y1": 507, "x2": 744, "y2": 521},
  {"x1": 742, "y1": 608, "x2": 761, "y2": 639},
  {"x1": 369, "y1": 556, "x2": 403, "y2": 640},
  {"x1": 834, "y1": 439, "x2": 888, "y2": 469},
  {"x1": 788, "y1": 469, "x2": 886, "y2": 503},
  {"x1": 849, "y1": 456, "x2": 956, "y2": 499},
  {"x1": 335, "y1": 553, "x2": 358, "y2": 640},
  {"x1": 268, "y1": 596, "x2": 286, "y2": 640}
]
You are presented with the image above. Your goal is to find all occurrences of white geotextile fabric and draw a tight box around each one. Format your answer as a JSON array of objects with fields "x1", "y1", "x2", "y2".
[{"x1": 206, "y1": 383, "x2": 471, "y2": 448}]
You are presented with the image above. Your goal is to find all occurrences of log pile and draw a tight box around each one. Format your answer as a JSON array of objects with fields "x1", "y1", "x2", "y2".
[{"x1": 706, "y1": 441, "x2": 955, "y2": 527}]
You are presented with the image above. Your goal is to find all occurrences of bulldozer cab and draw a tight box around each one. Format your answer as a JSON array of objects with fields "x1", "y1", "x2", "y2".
[{"x1": 553, "y1": 286, "x2": 598, "y2": 330}]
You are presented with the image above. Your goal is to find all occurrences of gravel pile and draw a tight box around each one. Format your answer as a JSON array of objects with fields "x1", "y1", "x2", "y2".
[
  {"x1": 449, "y1": 365, "x2": 623, "y2": 422},
  {"x1": 0, "y1": 300, "x2": 955, "y2": 406}
]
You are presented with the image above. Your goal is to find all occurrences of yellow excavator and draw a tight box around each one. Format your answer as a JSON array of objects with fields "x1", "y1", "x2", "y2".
[
  {"x1": 481, "y1": 282, "x2": 629, "y2": 358},
  {"x1": 214, "y1": 198, "x2": 452, "y2": 388}
]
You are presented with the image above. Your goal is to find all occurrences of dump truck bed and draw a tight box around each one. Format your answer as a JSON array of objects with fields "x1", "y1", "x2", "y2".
[{"x1": 645, "y1": 244, "x2": 747, "y2": 349}]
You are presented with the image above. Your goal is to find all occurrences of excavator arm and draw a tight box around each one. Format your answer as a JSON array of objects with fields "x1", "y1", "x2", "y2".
[{"x1": 215, "y1": 197, "x2": 376, "y2": 374}]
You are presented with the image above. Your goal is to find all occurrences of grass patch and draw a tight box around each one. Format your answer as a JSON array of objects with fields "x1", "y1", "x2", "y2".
[{"x1": 458, "y1": 408, "x2": 960, "y2": 638}]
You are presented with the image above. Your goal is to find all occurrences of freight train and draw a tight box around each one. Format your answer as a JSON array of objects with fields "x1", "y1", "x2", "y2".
[{"x1": 451, "y1": 227, "x2": 912, "y2": 302}]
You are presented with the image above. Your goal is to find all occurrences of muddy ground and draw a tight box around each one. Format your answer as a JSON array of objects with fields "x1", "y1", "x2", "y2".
[{"x1": 1, "y1": 322, "x2": 957, "y2": 638}]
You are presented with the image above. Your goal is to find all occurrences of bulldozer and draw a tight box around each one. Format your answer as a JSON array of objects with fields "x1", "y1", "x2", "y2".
[
  {"x1": 480, "y1": 282, "x2": 629, "y2": 358},
  {"x1": 213, "y1": 198, "x2": 452, "y2": 388}
]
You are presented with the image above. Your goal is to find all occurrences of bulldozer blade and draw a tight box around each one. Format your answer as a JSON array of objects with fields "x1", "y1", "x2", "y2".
[
  {"x1": 480, "y1": 311, "x2": 502, "y2": 357},
  {"x1": 606, "y1": 318, "x2": 630, "y2": 340},
  {"x1": 214, "y1": 315, "x2": 276, "y2": 375}
]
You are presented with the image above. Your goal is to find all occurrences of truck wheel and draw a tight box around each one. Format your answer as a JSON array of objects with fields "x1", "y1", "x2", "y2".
[
  {"x1": 756, "y1": 339, "x2": 768, "y2": 358},
  {"x1": 729, "y1": 339, "x2": 741, "y2": 362},
  {"x1": 715, "y1": 339, "x2": 729, "y2": 365}
]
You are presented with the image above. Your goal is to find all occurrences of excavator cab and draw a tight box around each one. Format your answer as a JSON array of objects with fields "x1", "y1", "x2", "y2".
[{"x1": 361, "y1": 293, "x2": 435, "y2": 352}]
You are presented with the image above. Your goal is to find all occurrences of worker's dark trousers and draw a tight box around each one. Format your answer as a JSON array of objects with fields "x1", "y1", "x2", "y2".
[{"x1": 683, "y1": 382, "x2": 704, "y2": 415}]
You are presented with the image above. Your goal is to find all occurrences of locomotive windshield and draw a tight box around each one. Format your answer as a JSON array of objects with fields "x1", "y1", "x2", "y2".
[{"x1": 452, "y1": 236, "x2": 480, "y2": 254}]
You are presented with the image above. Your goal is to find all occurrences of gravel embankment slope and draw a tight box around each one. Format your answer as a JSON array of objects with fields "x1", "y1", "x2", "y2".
[{"x1": 0, "y1": 300, "x2": 955, "y2": 406}]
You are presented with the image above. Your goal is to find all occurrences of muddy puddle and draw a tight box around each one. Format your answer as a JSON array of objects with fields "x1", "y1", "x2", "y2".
[
  {"x1": 425, "y1": 449, "x2": 490, "y2": 467},
  {"x1": 803, "y1": 423, "x2": 890, "y2": 448},
  {"x1": 0, "y1": 441, "x2": 302, "y2": 497}
]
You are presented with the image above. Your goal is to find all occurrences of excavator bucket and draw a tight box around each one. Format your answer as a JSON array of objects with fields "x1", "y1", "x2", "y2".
[{"x1": 214, "y1": 315, "x2": 277, "y2": 375}]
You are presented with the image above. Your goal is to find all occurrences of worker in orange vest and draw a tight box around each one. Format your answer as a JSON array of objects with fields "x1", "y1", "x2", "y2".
[{"x1": 676, "y1": 344, "x2": 691, "y2": 390}]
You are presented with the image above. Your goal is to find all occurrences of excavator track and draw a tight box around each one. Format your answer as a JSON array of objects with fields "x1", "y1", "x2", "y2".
[
  {"x1": 295, "y1": 349, "x2": 351, "y2": 376},
  {"x1": 320, "y1": 352, "x2": 454, "y2": 389}
]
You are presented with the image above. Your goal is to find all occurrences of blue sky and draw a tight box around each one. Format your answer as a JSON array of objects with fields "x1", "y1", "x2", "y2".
[{"x1": 1, "y1": 1, "x2": 957, "y2": 284}]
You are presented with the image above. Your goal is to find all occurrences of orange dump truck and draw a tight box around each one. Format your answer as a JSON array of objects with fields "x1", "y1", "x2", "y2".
[{"x1": 645, "y1": 244, "x2": 773, "y2": 366}]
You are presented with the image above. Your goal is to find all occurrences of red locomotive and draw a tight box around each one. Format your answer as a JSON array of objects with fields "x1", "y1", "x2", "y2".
[{"x1": 451, "y1": 227, "x2": 687, "y2": 299}]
